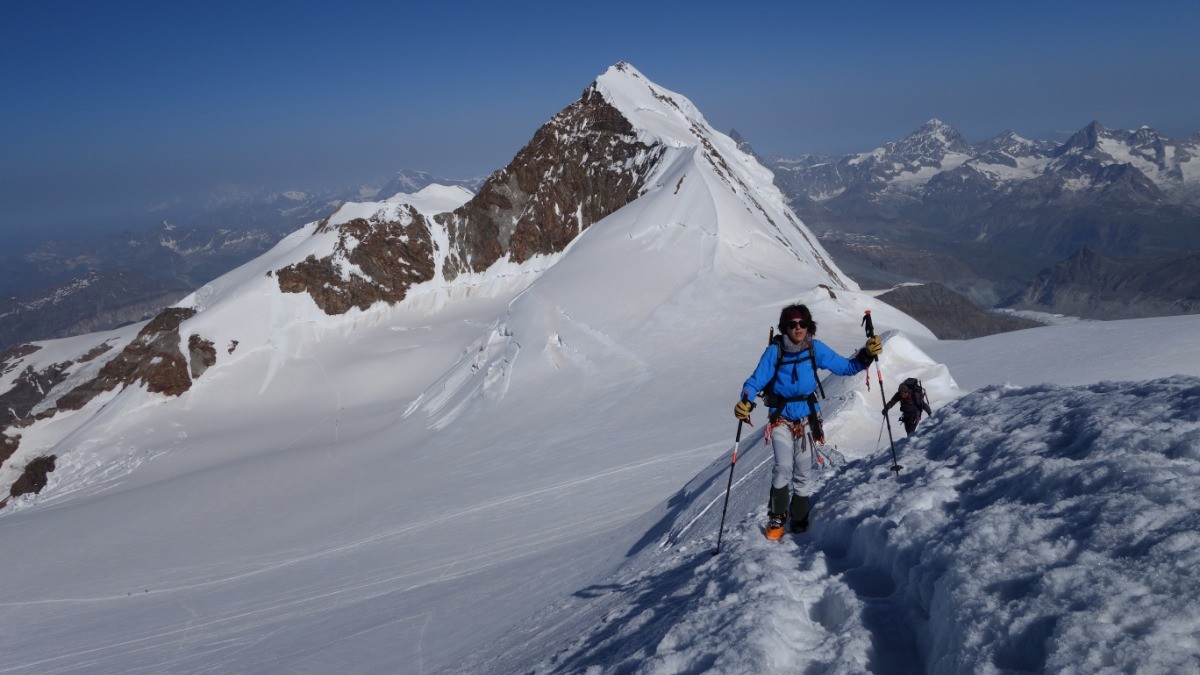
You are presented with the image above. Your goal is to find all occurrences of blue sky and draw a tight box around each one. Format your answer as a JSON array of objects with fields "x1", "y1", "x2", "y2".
[{"x1": 3, "y1": 0, "x2": 1199, "y2": 240}]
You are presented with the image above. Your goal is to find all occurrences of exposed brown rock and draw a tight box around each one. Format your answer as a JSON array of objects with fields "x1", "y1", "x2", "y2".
[
  {"x1": 0, "y1": 432, "x2": 18, "y2": 474},
  {"x1": 9, "y1": 455, "x2": 56, "y2": 499},
  {"x1": 0, "y1": 361, "x2": 72, "y2": 426},
  {"x1": 78, "y1": 342, "x2": 114, "y2": 363},
  {"x1": 0, "y1": 308, "x2": 213, "y2": 501},
  {"x1": 441, "y1": 84, "x2": 661, "y2": 276},
  {"x1": 56, "y1": 307, "x2": 199, "y2": 410},
  {"x1": 1, "y1": 344, "x2": 41, "y2": 376},
  {"x1": 277, "y1": 206, "x2": 438, "y2": 314},
  {"x1": 188, "y1": 334, "x2": 217, "y2": 379}
]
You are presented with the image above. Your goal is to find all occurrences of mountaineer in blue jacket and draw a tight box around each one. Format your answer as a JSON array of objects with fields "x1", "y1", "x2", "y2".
[{"x1": 734, "y1": 304, "x2": 881, "y2": 539}]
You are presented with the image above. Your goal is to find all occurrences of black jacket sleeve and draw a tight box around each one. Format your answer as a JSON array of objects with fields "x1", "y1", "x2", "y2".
[{"x1": 883, "y1": 391, "x2": 901, "y2": 412}]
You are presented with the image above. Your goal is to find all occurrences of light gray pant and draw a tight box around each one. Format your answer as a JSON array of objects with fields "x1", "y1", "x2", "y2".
[{"x1": 770, "y1": 423, "x2": 813, "y2": 496}]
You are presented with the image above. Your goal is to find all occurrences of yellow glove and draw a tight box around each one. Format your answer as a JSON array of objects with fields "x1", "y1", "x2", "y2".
[
  {"x1": 864, "y1": 335, "x2": 882, "y2": 357},
  {"x1": 734, "y1": 398, "x2": 754, "y2": 422},
  {"x1": 856, "y1": 335, "x2": 883, "y2": 367}
]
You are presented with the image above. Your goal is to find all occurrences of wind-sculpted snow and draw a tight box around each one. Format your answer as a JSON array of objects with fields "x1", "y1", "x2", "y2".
[{"x1": 473, "y1": 375, "x2": 1200, "y2": 674}]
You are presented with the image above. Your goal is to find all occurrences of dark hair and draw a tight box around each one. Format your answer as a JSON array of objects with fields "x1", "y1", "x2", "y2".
[{"x1": 777, "y1": 304, "x2": 817, "y2": 336}]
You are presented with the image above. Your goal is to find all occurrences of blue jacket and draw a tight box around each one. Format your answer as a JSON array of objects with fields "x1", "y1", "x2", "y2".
[{"x1": 741, "y1": 338, "x2": 865, "y2": 421}]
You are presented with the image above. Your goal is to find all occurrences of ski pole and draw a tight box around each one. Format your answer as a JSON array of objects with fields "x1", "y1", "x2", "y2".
[
  {"x1": 713, "y1": 415, "x2": 749, "y2": 556},
  {"x1": 862, "y1": 310, "x2": 902, "y2": 475}
]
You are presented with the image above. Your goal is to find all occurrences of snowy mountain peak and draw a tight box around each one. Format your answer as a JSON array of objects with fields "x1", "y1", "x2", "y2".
[
  {"x1": 1055, "y1": 120, "x2": 1112, "y2": 156},
  {"x1": 975, "y1": 129, "x2": 1053, "y2": 156},
  {"x1": 841, "y1": 119, "x2": 974, "y2": 189},
  {"x1": 0, "y1": 62, "x2": 854, "y2": 504},
  {"x1": 896, "y1": 118, "x2": 972, "y2": 156}
]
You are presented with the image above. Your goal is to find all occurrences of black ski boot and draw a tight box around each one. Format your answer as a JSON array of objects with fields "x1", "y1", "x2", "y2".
[
  {"x1": 766, "y1": 486, "x2": 790, "y2": 541},
  {"x1": 790, "y1": 494, "x2": 810, "y2": 533}
]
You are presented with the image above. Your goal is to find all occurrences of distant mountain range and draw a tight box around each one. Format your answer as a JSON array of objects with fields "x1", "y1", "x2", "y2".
[{"x1": 748, "y1": 120, "x2": 1200, "y2": 313}]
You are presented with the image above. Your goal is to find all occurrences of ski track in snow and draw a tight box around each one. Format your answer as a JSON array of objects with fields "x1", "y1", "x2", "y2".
[
  {"x1": 2, "y1": 443, "x2": 718, "y2": 610},
  {"x1": 0, "y1": 441, "x2": 732, "y2": 673}
]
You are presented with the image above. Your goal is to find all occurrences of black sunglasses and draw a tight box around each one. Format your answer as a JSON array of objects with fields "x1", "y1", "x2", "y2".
[{"x1": 786, "y1": 320, "x2": 810, "y2": 330}]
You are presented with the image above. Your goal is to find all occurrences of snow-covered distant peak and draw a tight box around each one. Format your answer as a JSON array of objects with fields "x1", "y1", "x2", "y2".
[
  {"x1": 977, "y1": 129, "x2": 1045, "y2": 153},
  {"x1": 325, "y1": 184, "x2": 474, "y2": 229},
  {"x1": 848, "y1": 119, "x2": 971, "y2": 169},
  {"x1": 899, "y1": 118, "x2": 972, "y2": 154},
  {"x1": 383, "y1": 184, "x2": 475, "y2": 214},
  {"x1": 916, "y1": 118, "x2": 957, "y2": 139}
]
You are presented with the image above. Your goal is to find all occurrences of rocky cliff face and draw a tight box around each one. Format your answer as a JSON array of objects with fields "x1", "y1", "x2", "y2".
[
  {"x1": 877, "y1": 283, "x2": 1041, "y2": 339},
  {"x1": 276, "y1": 205, "x2": 439, "y2": 314},
  {"x1": 441, "y1": 84, "x2": 661, "y2": 274}
]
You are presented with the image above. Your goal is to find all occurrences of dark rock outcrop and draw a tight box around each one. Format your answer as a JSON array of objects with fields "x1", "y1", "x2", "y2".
[
  {"x1": 9, "y1": 455, "x2": 56, "y2": 499},
  {"x1": 0, "y1": 307, "x2": 214, "y2": 502},
  {"x1": 1, "y1": 344, "x2": 42, "y2": 376},
  {"x1": 0, "y1": 361, "x2": 72, "y2": 427},
  {"x1": 0, "y1": 306, "x2": 216, "y2": 503},
  {"x1": 1005, "y1": 248, "x2": 1200, "y2": 319},
  {"x1": 878, "y1": 283, "x2": 1041, "y2": 340},
  {"x1": 277, "y1": 207, "x2": 438, "y2": 314},
  {"x1": 188, "y1": 334, "x2": 217, "y2": 379},
  {"x1": 55, "y1": 308, "x2": 199, "y2": 410}
]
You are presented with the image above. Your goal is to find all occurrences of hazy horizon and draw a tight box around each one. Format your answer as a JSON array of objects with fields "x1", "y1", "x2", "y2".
[{"x1": 4, "y1": 0, "x2": 1199, "y2": 242}]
